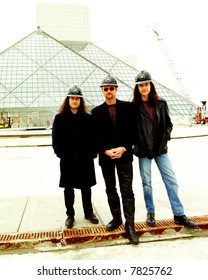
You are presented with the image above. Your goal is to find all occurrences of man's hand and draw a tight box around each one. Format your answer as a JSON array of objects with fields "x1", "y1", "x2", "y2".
[{"x1": 104, "y1": 147, "x2": 126, "y2": 159}]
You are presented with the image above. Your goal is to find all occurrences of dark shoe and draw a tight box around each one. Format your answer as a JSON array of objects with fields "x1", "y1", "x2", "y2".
[
  {"x1": 85, "y1": 213, "x2": 99, "y2": 224},
  {"x1": 106, "y1": 219, "x2": 122, "y2": 231},
  {"x1": 125, "y1": 224, "x2": 139, "y2": 245},
  {"x1": 65, "y1": 216, "x2": 74, "y2": 229},
  {"x1": 146, "y1": 213, "x2": 155, "y2": 227},
  {"x1": 174, "y1": 215, "x2": 198, "y2": 228}
]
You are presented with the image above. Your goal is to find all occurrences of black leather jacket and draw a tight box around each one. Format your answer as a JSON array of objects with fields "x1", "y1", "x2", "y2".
[
  {"x1": 134, "y1": 98, "x2": 173, "y2": 159},
  {"x1": 92, "y1": 99, "x2": 136, "y2": 166}
]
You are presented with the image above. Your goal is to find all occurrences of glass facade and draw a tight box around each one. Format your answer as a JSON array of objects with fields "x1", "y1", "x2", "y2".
[{"x1": 0, "y1": 29, "x2": 198, "y2": 128}]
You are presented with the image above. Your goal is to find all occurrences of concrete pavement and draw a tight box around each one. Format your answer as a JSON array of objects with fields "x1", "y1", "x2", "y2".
[{"x1": 0, "y1": 124, "x2": 208, "y2": 255}]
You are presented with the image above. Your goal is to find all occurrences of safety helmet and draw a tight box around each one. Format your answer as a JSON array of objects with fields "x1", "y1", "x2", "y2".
[
  {"x1": 100, "y1": 74, "x2": 118, "y2": 87},
  {"x1": 135, "y1": 70, "x2": 151, "y2": 85},
  {"x1": 67, "y1": 85, "x2": 83, "y2": 97}
]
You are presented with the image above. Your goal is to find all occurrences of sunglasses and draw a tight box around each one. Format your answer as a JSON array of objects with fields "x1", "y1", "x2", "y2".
[{"x1": 103, "y1": 87, "x2": 115, "y2": 92}]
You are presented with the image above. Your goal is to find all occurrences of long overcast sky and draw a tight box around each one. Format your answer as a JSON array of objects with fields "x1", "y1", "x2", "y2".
[{"x1": 0, "y1": 0, "x2": 207, "y2": 105}]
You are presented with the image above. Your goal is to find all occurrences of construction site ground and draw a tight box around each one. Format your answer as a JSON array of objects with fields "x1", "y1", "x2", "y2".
[{"x1": 0, "y1": 124, "x2": 207, "y2": 276}]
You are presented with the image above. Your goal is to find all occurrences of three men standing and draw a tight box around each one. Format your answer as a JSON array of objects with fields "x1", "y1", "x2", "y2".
[{"x1": 52, "y1": 73, "x2": 197, "y2": 245}]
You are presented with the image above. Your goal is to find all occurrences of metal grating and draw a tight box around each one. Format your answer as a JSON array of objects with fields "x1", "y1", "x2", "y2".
[
  {"x1": 0, "y1": 216, "x2": 208, "y2": 249},
  {"x1": 0, "y1": 231, "x2": 62, "y2": 241}
]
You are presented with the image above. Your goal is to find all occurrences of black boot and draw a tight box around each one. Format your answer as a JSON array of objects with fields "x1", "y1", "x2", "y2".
[
  {"x1": 65, "y1": 216, "x2": 74, "y2": 229},
  {"x1": 106, "y1": 218, "x2": 122, "y2": 231},
  {"x1": 174, "y1": 215, "x2": 197, "y2": 228},
  {"x1": 146, "y1": 213, "x2": 156, "y2": 227},
  {"x1": 85, "y1": 213, "x2": 99, "y2": 224},
  {"x1": 125, "y1": 223, "x2": 139, "y2": 245}
]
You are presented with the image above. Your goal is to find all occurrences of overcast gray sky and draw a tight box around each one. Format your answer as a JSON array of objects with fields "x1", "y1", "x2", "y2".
[{"x1": 0, "y1": 0, "x2": 207, "y2": 105}]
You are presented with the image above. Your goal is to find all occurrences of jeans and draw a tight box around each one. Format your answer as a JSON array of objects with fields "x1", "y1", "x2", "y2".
[{"x1": 138, "y1": 153, "x2": 185, "y2": 216}]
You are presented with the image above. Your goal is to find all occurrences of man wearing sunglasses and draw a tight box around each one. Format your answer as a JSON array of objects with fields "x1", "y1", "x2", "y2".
[{"x1": 91, "y1": 75, "x2": 139, "y2": 245}]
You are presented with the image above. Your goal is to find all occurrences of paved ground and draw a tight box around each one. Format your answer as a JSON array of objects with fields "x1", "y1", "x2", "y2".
[
  {"x1": 0, "y1": 124, "x2": 207, "y2": 233},
  {"x1": 0, "y1": 124, "x2": 207, "y2": 278}
]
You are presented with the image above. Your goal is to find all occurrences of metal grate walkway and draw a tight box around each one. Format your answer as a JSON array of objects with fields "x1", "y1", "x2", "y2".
[{"x1": 0, "y1": 215, "x2": 208, "y2": 250}]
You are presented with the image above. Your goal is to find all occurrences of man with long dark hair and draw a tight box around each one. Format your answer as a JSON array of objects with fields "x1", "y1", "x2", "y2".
[
  {"x1": 132, "y1": 70, "x2": 197, "y2": 228},
  {"x1": 52, "y1": 85, "x2": 98, "y2": 229}
]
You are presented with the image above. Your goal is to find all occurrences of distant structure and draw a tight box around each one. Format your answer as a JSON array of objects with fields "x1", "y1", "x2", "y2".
[
  {"x1": 0, "y1": 5, "x2": 198, "y2": 128},
  {"x1": 36, "y1": 3, "x2": 89, "y2": 41},
  {"x1": 149, "y1": 25, "x2": 191, "y2": 101}
]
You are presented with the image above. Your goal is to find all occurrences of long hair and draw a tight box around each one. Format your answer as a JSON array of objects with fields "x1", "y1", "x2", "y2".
[
  {"x1": 132, "y1": 82, "x2": 159, "y2": 107},
  {"x1": 58, "y1": 96, "x2": 87, "y2": 114}
]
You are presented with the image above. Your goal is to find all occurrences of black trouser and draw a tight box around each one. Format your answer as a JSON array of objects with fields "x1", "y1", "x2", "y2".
[
  {"x1": 101, "y1": 161, "x2": 135, "y2": 226},
  {"x1": 64, "y1": 188, "x2": 93, "y2": 217}
]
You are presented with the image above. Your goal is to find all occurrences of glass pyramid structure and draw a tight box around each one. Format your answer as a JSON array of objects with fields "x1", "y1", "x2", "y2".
[{"x1": 0, "y1": 28, "x2": 198, "y2": 128}]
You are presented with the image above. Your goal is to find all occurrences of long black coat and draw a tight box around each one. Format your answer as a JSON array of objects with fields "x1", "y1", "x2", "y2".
[
  {"x1": 52, "y1": 110, "x2": 97, "y2": 189},
  {"x1": 91, "y1": 99, "x2": 136, "y2": 166}
]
